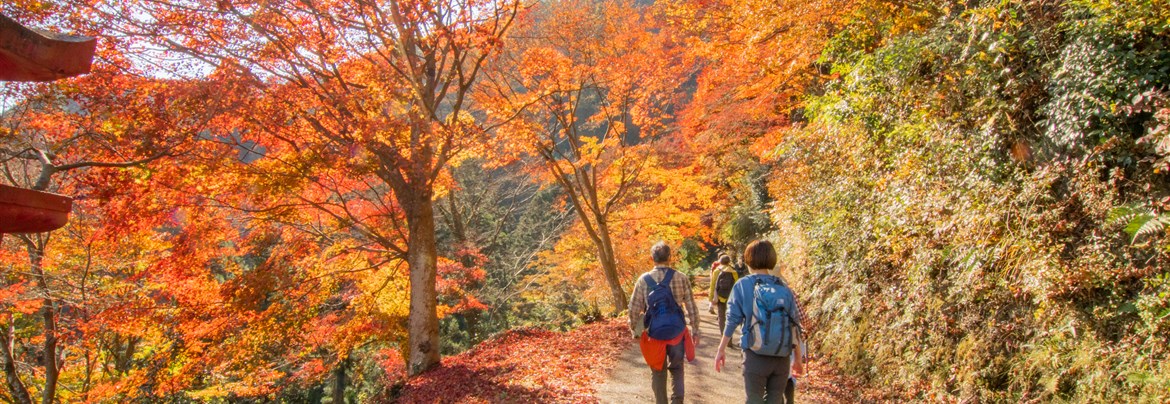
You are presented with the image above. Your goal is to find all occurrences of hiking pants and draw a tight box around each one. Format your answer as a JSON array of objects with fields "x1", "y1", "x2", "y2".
[
  {"x1": 716, "y1": 301, "x2": 728, "y2": 337},
  {"x1": 651, "y1": 341, "x2": 685, "y2": 404},
  {"x1": 742, "y1": 349, "x2": 791, "y2": 404}
]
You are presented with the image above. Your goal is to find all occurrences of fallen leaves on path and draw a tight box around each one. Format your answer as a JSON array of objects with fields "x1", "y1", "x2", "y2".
[
  {"x1": 394, "y1": 319, "x2": 630, "y2": 403},
  {"x1": 797, "y1": 359, "x2": 867, "y2": 403},
  {"x1": 796, "y1": 357, "x2": 931, "y2": 403}
]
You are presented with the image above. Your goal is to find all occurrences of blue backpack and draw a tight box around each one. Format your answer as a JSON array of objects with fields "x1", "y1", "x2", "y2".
[
  {"x1": 745, "y1": 275, "x2": 799, "y2": 357},
  {"x1": 643, "y1": 269, "x2": 686, "y2": 340}
]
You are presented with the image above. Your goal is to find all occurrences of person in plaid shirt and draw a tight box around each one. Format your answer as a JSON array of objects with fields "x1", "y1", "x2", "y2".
[{"x1": 628, "y1": 241, "x2": 701, "y2": 404}]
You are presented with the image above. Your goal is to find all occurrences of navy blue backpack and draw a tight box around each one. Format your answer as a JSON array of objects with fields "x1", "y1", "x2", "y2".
[{"x1": 643, "y1": 270, "x2": 686, "y2": 340}]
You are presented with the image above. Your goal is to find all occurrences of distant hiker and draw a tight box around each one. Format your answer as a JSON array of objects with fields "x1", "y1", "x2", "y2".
[
  {"x1": 708, "y1": 254, "x2": 738, "y2": 339},
  {"x1": 734, "y1": 255, "x2": 749, "y2": 278},
  {"x1": 629, "y1": 241, "x2": 701, "y2": 404},
  {"x1": 707, "y1": 254, "x2": 723, "y2": 314},
  {"x1": 714, "y1": 240, "x2": 804, "y2": 404}
]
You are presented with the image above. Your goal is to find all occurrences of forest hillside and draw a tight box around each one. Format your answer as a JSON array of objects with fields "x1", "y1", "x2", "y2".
[{"x1": 0, "y1": 0, "x2": 1167, "y2": 402}]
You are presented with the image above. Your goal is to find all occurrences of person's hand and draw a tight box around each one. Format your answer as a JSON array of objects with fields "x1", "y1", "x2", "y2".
[
  {"x1": 714, "y1": 348, "x2": 726, "y2": 373},
  {"x1": 692, "y1": 333, "x2": 701, "y2": 347},
  {"x1": 792, "y1": 359, "x2": 804, "y2": 377}
]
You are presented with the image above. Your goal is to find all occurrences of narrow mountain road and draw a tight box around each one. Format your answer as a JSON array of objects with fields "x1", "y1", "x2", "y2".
[{"x1": 594, "y1": 275, "x2": 867, "y2": 403}]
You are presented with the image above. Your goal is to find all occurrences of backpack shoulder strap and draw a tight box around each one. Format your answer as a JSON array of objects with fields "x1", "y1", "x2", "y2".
[
  {"x1": 751, "y1": 274, "x2": 765, "y2": 286},
  {"x1": 661, "y1": 269, "x2": 675, "y2": 286}
]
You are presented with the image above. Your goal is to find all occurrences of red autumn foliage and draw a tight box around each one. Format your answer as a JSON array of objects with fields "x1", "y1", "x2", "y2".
[
  {"x1": 437, "y1": 246, "x2": 491, "y2": 315},
  {"x1": 392, "y1": 319, "x2": 629, "y2": 403}
]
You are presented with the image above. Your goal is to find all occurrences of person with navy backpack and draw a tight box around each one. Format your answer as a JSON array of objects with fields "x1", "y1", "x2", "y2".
[
  {"x1": 628, "y1": 241, "x2": 701, "y2": 404},
  {"x1": 714, "y1": 240, "x2": 804, "y2": 404}
]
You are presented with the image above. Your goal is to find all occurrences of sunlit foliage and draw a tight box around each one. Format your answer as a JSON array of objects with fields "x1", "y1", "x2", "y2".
[{"x1": 3, "y1": 0, "x2": 1167, "y2": 402}]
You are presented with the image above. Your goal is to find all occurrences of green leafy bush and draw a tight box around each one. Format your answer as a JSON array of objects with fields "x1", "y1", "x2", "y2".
[{"x1": 767, "y1": 0, "x2": 1170, "y2": 401}]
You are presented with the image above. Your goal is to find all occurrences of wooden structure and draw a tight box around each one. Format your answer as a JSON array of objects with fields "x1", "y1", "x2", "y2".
[
  {"x1": 0, "y1": 13, "x2": 96, "y2": 82},
  {"x1": 0, "y1": 13, "x2": 95, "y2": 234},
  {"x1": 0, "y1": 185, "x2": 72, "y2": 233}
]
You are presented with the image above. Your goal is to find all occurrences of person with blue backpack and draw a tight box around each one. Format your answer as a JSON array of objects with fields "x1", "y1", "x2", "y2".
[
  {"x1": 714, "y1": 240, "x2": 804, "y2": 404},
  {"x1": 628, "y1": 241, "x2": 701, "y2": 404}
]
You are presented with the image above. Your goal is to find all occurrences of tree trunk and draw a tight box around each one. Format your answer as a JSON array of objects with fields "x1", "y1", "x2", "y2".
[
  {"x1": 331, "y1": 356, "x2": 348, "y2": 404},
  {"x1": 0, "y1": 321, "x2": 32, "y2": 404},
  {"x1": 595, "y1": 219, "x2": 627, "y2": 313},
  {"x1": 404, "y1": 190, "x2": 440, "y2": 376},
  {"x1": 446, "y1": 192, "x2": 466, "y2": 245},
  {"x1": 26, "y1": 242, "x2": 59, "y2": 404},
  {"x1": 555, "y1": 175, "x2": 629, "y2": 313},
  {"x1": 113, "y1": 336, "x2": 138, "y2": 375},
  {"x1": 39, "y1": 301, "x2": 58, "y2": 404},
  {"x1": 466, "y1": 310, "x2": 480, "y2": 343}
]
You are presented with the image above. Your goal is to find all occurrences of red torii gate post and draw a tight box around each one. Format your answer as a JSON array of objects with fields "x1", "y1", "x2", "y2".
[{"x1": 0, "y1": 12, "x2": 96, "y2": 240}]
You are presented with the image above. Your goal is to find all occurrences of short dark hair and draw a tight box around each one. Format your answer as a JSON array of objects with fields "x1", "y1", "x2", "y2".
[
  {"x1": 744, "y1": 240, "x2": 777, "y2": 270},
  {"x1": 718, "y1": 254, "x2": 731, "y2": 265},
  {"x1": 651, "y1": 241, "x2": 671, "y2": 264}
]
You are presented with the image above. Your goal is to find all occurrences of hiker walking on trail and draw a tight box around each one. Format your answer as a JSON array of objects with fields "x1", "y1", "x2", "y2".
[
  {"x1": 734, "y1": 255, "x2": 749, "y2": 278},
  {"x1": 709, "y1": 254, "x2": 738, "y2": 339},
  {"x1": 628, "y1": 241, "x2": 701, "y2": 404},
  {"x1": 714, "y1": 240, "x2": 804, "y2": 404},
  {"x1": 707, "y1": 253, "x2": 725, "y2": 314}
]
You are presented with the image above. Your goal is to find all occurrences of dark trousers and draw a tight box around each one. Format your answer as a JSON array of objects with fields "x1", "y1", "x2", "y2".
[
  {"x1": 742, "y1": 349, "x2": 791, "y2": 404},
  {"x1": 651, "y1": 341, "x2": 685, "y2": 404},
  {"x1": 716, "y1": 301, "x2": 728, "y2": 337}
]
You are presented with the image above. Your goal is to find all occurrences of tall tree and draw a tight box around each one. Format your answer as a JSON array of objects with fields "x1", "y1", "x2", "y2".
[
  {"x1": 96, "y1": 0, "x2": 520, "y2": 374},
  {"x1": 480, "y1": 0, "x2": 696, "y2": 311},
  {"x1": 663, "y1": 0, "x2": 856, "y2": 247},
  {"x1": 0, "y1": 66, "x2": 208, "y2": 402}
]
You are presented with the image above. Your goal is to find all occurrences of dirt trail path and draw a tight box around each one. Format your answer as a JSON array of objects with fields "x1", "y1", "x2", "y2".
[{"x1": 594, "y1": 276, "x2": 864, "y2": 403}]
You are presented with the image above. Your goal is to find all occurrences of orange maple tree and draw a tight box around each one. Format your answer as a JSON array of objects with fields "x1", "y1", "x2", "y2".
[
  {"x1": 661, "y1": 0, "x2": 859, "y2": 243},
  {"x1": 0, "y1": 36, "x2": 221, "y2": 400},
  {"x1": 93, "y1": 0, "x2": 521, "y2": 376},
  {"x1": 478, "y1": 0, "x2": 702, "y2": 311},
  {"x1": 0, "y1": 0, "x2": 855, "y2": 401}
]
